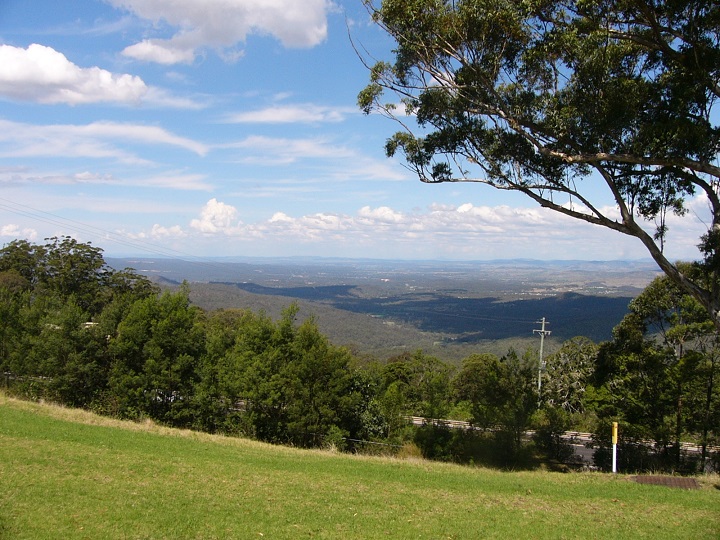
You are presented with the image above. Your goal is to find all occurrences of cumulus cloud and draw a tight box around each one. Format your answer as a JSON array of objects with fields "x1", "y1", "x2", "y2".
[
  {"x1": 0, "y1": 224, "x2": 38, "y2": 241},
  {"x1": 149, "y1": 224, "x2": 186, "y2": 238},
  {"x1": 190, "y1": 198, "x2": 243, "y2": 234},
  {"x1": 0, "y1": 44, "x2": 202, "y2": 108},
  {"x1": 109, "y1": 0, "x2": 331, "y2": 64},
  {"x1": 125, "y1": 223, "x2": 186, "y2": 241},
  {"x1": 0, "y1": 44, "x2": 148, "y2": 105},
  {"x1": 180, "y1": 199, "x2": 708, "y2": 261},
  {"x1": 358, "y1": 206, "x2": 404, "y2": 224}
]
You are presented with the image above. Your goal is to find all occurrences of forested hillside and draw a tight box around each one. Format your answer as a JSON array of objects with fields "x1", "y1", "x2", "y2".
[
  {"x1": 110, "y1": 256, "x2": 656, "y2": 360},
  {"x1": 188, "y1": 281, "x2": 542, "y2": 361},
  {"x1": 2, "y1": 239, "x2": 718, "y2": 473}
]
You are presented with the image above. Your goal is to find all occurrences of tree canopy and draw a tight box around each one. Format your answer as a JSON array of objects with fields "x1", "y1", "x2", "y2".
[
  {"x1": 2, "y1": 238, "x2": 718, "y2": 472},
  {"x1": 359, "y1": 0, "x2": 720, "y2": 327},
  {"x1": 593, "y1": 267, "x2": 719, "y2": 470}
]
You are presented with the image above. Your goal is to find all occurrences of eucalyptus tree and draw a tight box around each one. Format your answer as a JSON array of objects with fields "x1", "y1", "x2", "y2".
[
  {"x1": 454, "y1": 353, "x2": 509, "y2": 431},
  {"x1": 593, "y1": 267, "x2": 719, "y2": 470},
  {"x1": 542, "y1": 336, "x2": 598, "y2": 414},
  {"x1": 0, "y1": 236, "x2": 156, "y2": 315},
  {"x1": 41, "y1": 236, "x2": 110, "y2": 314},
  {"x1": 359, "y1": 0, "x2": 720, "y2": 327},
  {"x1": 454, "y1": 350, "x2": 536, "y2": 449},
  {"x1": 0, "y1": 238, "x2": 158, "y2": 404},
  {"x1": 0, "y1": 239, "x2": 44, "y2": 288},
  {"x1": 624, "y1": 266, "x2": 719, "y2": 468},
  {"x1": 381, "y1": 350, "x2": 455, "y2": 420}
]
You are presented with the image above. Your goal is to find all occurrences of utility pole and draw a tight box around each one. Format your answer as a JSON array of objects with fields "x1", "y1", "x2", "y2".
[{"x1": 533, "y1": 317, "x2": 551, "y2": 405}]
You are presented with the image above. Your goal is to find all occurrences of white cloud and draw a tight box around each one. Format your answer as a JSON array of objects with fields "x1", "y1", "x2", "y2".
[
  {"x1": 135, "y1": 173, "x2": 213, "y2": 191},
  {"x1": 110, "y1": 0, "x2": 331, "y2": 65},
  {"x1": 0, "y1": 119, "x2": 208, "y2": 163},
  {"x1": 122, "y1": 39, "x2": 196, "y2": 65},
  {"x1": 327, "y1": 158, "x2": 408, "y2": 182},
  {"x1": 0, "y1": 44, "x2": 148, "y2": 105},
  {"x1": 0, "y1": 224, "x2": 38, "y2": 241},
  {"x1": 0, "y1": 44, "x2": 203, "y2": 108},
  {"x1": 190, "y1": 198, "x2": 243, "y2": 234},
  {"x1": 0, "y1": 167, "x2": 212, "y2": 191},
  {"x1": 225, "y1": 104, "x2": 354, "y2": 123},
  {"x1": 269, "y1": 212, "x2": 293, "y2": 223},
  {"x1": 125, "y1": 224, "x2": 187, "y2": 241},
  {"x1": 81, "y1": 122, "x2": 208, "y2": 155},
  {"x1": 150, "y1": 224, "x2": 186, "y2": 238},
  {"x1": 227, "y1": 135, "x2": 353, "y2": 164},
  {"x1": 178, "y1": 198, "x2": 708, "y2": 261},
  {"x1": 358, "y1": 205, "x2": 404, "y2": 224}
]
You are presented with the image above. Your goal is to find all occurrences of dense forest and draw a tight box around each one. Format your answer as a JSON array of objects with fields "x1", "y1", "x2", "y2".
[{"x1": 1, "y1": 238, "x2": 718, "y2": 474}]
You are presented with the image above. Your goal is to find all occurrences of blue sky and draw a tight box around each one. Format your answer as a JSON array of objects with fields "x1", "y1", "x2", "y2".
[{"x1": 0, "y1": 0, "x2": 708, "y2": 261}]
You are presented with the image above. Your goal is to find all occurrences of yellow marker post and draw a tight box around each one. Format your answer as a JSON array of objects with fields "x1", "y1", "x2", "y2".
[{"x1": 611, "y1": 422, "x2": 618, "y2": 473}]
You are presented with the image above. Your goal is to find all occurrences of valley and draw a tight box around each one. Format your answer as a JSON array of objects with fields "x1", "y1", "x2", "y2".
[{"x1": 109, "y1": 257, "x2": 661, "y2": 361}]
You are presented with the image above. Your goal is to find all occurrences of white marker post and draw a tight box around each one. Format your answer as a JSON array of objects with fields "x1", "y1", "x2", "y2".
[{"x1": 611, "y1": 422, "x2": 618, "y2": 473}]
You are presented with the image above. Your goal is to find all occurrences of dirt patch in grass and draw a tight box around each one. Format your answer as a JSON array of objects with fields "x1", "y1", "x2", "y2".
[{"x1": 633, "y1": 475, "x2": 699, "y2": 490}]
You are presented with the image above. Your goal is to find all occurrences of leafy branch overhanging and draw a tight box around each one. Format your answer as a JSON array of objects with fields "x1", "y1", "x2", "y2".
[{"x1": 358, "y1": 0, "x2": 720, "y2": 328}]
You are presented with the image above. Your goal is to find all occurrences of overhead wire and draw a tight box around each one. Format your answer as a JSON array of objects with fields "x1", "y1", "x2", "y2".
[{"x1": 0, "y1": 196, "x2": 228, "y2": 273}]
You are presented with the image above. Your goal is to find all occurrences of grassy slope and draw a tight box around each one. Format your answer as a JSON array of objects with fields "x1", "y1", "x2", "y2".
[{"x1": 1, "y1": 395, "x2": 718, "y2": 540}]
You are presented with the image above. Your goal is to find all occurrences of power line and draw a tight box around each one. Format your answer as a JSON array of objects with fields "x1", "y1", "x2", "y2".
[
  {"x1": 0, "y1": 197, "x2": 229, "y2": 274},
  {"x1": 0, "y1": 197, "x2": 191, "y2": 258}
]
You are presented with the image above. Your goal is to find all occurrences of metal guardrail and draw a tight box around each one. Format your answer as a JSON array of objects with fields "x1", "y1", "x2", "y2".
[
  {"x1": 406, "y1": 416, "x2": 719, "y2": 454},
  {"x1": 3, "y1": 372, "x2": 52, "y2": 385}
]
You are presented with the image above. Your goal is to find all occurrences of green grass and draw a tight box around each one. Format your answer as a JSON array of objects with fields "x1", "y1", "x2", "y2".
[{"x1": 1, "y1": 394, "x2": 718, "y2": 539}]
